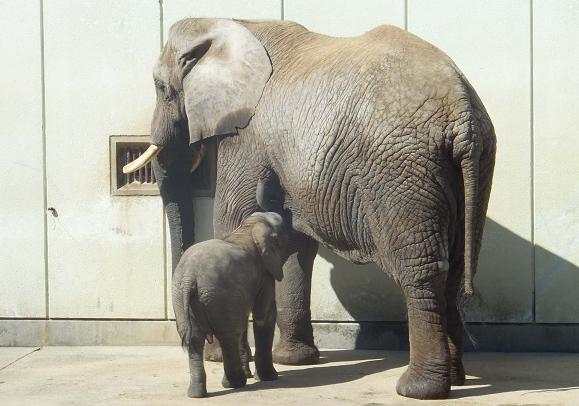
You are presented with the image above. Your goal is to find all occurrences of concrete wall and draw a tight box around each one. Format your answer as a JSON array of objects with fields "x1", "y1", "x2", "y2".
[{"x1": 1, "y1": 0, "x2": 578, "y2": 346}]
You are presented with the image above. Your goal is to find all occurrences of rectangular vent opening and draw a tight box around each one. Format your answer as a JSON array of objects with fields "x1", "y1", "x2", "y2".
[
  {"x1": 110, "y1": 135, "x2": 216, "y2": 197},
  {"x1": 110, "y1": 135, "x2": 159, "y2": 196}
]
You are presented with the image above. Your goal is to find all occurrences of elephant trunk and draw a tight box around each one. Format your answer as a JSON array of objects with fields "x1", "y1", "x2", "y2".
[{"x1": 152, "y1": 142, "x2": 196, "y2": 271}]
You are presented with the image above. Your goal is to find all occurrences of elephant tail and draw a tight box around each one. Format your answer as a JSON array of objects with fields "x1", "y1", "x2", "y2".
[
  {"x1": 460, "y1": 155, "x2": 479, "y2": 297},
  {"x1": 179, "y1": 284, "x2": 214, "y2": 352}
]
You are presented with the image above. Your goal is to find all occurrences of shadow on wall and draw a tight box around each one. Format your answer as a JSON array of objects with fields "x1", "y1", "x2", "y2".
[{"x1": 318, "y1": 218, "x2": 579, "y2": 348}]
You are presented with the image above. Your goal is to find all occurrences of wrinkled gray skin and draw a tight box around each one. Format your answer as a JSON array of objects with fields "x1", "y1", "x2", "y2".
[
  {"x1": 141, "y1": 18, "x2": 496, "y2": 399},
  {"x1": 172, "y1": 212, "x2": 287, "y2": 398}
]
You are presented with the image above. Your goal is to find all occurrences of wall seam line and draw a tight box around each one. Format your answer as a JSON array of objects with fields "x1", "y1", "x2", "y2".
[
  {"x1": 281, "y1": 0, "x2": 284, "y2": 20},
  {"x1": 159, "y1": 0, "x2": 168, "y2": 321},
  {"x1": 404, "y1": 0, "x2": 408, "y2": 31},
  {"x1": 529, "y1": 0, "x2": 536, "y2": 323},
  {"x1": 40, "y1": 0, "x2": 49, "y2": 320}
]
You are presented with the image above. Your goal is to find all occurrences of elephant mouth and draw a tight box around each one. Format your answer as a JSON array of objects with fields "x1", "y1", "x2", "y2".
[{"x1": 122, "y1": 144, "x2": 163, "y2": 174}]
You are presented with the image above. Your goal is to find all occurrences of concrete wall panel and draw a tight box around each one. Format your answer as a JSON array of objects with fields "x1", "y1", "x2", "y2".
[
  {"x1": 0, "y1": 0, "x2": 45, "y2": 317},
  {"x1": 163, "y1": 0, "x2": 282, "y2": 38},
  {"x1": 2, "y1": 0, "x2": 576, "y2": 336},
  {"x1": 533, "y1": 0, "x2": 579, "y2": 323},
  {"x1": 284, "y1": 0, "x2": 405, "y2": 35},
  {"x1": 44, "y1": 1, "x2": 165, "y2": 318},
  {"x1": 409, "y1": 0, "x2": 533, "y2": 322}
]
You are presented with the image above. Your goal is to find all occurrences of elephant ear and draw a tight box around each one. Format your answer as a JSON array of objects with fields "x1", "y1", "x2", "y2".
[
  {"x1": 252, "y1": 222, "x2": 284, "y2": 282},
  {"x1": 180, "y1": 19, "x2": 272, "y2": 144}
]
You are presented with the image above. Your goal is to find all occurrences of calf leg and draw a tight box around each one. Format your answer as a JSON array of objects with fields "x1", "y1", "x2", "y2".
[
  {"x1": 253, "y1": 277, "x2": 278, "y2": 381},
  {"x1": 219, "y1": 334, "x2": 248, "y2": 389},
  {"x1": 186, "y1": 333, "x2": 207, "y2": 398}
]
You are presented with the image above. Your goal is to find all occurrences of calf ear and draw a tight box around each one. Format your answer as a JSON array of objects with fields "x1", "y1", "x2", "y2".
[
  {"x1": 179, "y1": 19, "x2": 272, "y2": 145},
  {"x1": 252, "y1": 222, "x2": 284, "y2": 281}
]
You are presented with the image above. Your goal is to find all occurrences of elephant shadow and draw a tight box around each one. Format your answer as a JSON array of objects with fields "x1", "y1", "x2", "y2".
[
  {"x1": 206, "y1": 349, "x2": 408, "y2": 398},
  {"x1": 206, "y1": 350, "x2": 579, "y2": 399},
  {"x1": 449, "y1": 353, "x2": 579, "y2": 399},
  {"x1": 320, "y1": 217, "x2": 579, "y2": 398}
]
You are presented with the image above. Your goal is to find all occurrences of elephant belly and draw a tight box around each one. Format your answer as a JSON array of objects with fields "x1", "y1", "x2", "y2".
[
  {"x1": 278, "y1": 125, "x2": 450, "y2": 269},
  {"x1": 283, "y1": 174, "x2": 376, "y2": 265}
]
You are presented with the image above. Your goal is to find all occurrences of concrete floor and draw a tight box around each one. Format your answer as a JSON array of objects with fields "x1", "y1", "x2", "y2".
[{"x1": 1, "y1": 347, "x2": 578, "y2": 405}]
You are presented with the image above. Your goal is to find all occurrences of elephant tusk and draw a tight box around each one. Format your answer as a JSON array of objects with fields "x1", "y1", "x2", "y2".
[
  {"x1": 190, "y1": 143, "x2": 206, "y2": 173},
  {"x1": 122, "y1": 144, "x2": 163, "y2": 174}
]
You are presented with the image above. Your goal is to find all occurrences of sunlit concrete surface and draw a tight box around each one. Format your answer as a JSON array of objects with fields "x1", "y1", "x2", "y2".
[{"x1": 1, "y1": 347, "x2": 578, "y2": 405}]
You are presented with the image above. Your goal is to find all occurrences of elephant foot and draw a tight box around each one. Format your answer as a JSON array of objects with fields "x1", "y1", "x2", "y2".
[
  {"x1": 255, "y1": 366, "x2": 278, "y2": 382},
  {"x1": 187, "y1": 383, "x2": 207, "y2": 398},
  {"x1": 204, "y1": 340, "x2": 223, "y2": 362},
  {"x1": 222, "y1": 374, "x2": 247, "y2": 389},
  {"x1": 273, "y1": 339, "x2": 319, "y2": 365},
  {"x1": 396, "y1": 367, "x2": 450, "y2": 400},
  {"x1": 450, "y1": 362, "x2": 466, "y2": 386}
]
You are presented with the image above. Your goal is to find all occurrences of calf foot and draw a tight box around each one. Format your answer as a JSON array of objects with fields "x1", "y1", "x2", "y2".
[
  {"x1": 396, "y1": 367, "x2": 450, "y2": 400},
  {"x1": 273, "y1": 339, "x2": 319, "y2": 365}
]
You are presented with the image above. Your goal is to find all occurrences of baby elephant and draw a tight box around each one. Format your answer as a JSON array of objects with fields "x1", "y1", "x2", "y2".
[{"x1": 172, "y1": 212, "x2": 287, "y2": 398}]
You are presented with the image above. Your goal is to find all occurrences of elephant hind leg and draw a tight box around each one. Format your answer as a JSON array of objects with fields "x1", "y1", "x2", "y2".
[
  {"x1": 384, "y1": 225, "x2": 452, "y2": 399},
  {"x1": 187, "y1": 333, "x2": 207, "y2": 398},
  {"x1": 396, "y1": 262, "x2": 451, "y2": 399},
  {"x1": 446, "y1": 253, "x2": 467, "y2": 386}
]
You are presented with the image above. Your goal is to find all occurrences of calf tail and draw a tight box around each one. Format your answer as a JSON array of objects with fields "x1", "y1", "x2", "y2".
[{"x1": 174, "y1": 281, "x2": 213, "y2": 353}]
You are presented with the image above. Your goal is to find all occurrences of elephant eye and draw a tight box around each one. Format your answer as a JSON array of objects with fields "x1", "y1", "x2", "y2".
[{"x1": 154, "y1": 79, "x2": 166, "y2": 92}]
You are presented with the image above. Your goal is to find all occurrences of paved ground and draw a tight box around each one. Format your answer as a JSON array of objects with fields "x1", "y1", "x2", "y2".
[{"x1": 1, "y1": 347, "x2": 578, "y2": 405}]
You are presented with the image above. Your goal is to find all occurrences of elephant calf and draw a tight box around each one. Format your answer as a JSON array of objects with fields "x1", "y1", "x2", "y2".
[{"x1": 172, "y1": 212, "x2": 287, "y2": 398}]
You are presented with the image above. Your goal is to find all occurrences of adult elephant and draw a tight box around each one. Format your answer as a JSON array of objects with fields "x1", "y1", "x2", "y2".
[{"x1": 125, "y1": 18, "x2": 496, "y2": 399}]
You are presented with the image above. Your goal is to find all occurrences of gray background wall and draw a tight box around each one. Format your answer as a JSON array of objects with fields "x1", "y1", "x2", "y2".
[{"x1": 1, "y1": 0, "x2": 578, "y2": 347}]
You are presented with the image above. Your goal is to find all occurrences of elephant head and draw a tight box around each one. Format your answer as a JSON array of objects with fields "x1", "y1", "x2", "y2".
[
  {"x1": 249, "y1": 212, "x2": 288, "y2": 282},
  {"x1": 123, "y1": 19, "x2": 272, "y2": 269}
]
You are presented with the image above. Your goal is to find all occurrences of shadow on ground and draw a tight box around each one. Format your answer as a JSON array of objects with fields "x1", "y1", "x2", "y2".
[
  {"x1": 206, "y1": 350, "x2": 579, "y2": 400},
  {"x1": 206, "y1": 350, "x2": 406, "y2": 398},
  {"x1": 449, "y1": 353, "x2": 579, "y2": 399}
]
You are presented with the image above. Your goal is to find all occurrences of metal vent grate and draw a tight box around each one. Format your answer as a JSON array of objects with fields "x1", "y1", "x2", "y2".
[
  {"x1": 110, "y1": 135, "x2": 159, "y2": 196},
  {"x1": 120, "y1": 146, "x2": 156, "y2": 185},
  {"x1": 110, "y1": 135, "x2": 217, "y2": 197}
]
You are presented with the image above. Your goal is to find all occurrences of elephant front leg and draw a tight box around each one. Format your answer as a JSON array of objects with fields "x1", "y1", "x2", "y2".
[
  {"x1": 273, "y1": 233, "x2": 320, "y2": 365},
  {"x1": 396, "y1": 264, "x2": 451, "y2": 399}
]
